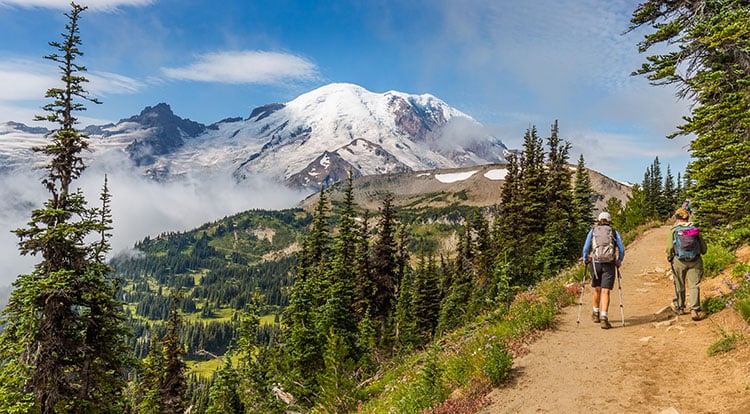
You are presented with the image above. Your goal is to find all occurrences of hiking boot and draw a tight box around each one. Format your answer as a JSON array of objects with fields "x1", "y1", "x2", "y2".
[
  {"x1": 691, "y1": 309, "x2": 702, "y2": 321},
  {"x1": 671, "y1": 303, "x2": 685, "y2": 315},
  {"x1": 592, "y1": 310, "x2": 600, "y2": 323},
  {"x1": 600, "y1": 316, "x2": 612, "y2": 329}
]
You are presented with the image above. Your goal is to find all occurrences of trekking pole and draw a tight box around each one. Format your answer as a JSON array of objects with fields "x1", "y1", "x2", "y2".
[
  {"x1": 616, "y1": 266, "x2": 625, "y2": 327},
  {"x1": 576, "y1": 263, "x2": 588, "y2": 326}
]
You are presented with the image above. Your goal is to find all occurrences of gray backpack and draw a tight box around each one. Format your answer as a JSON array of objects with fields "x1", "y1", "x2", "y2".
[{"x1": 592, "y1": 224, "x2": 616, "y2": 263}]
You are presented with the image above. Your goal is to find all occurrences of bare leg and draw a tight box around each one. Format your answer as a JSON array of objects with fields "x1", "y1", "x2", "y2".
[
  {"x1": 592, "y1": 287, "x2": 601, "y2": 309},
  {"x1": 601, "y1": 288, "x2": 611, "y2": 314}
]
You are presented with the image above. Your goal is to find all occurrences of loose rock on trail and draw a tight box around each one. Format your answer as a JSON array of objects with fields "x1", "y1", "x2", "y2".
[{"x1": 478, "y1": 225, "x2": 750, "y2": 414}]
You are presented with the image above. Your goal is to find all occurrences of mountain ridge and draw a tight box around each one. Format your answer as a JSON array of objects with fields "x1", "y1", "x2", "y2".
[{"x1": 0, "y1": 83, "x2": 509, "y2": 191}]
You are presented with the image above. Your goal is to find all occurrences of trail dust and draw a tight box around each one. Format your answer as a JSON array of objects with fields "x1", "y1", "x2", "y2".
[{"x1": 478, "y1": 225, "x2": 750, "y2": 414}]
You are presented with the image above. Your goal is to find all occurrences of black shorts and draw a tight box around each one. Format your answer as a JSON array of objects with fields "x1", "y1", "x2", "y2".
[{"x1": 590, "y1": 262, "x2": 616, "y2": 290}]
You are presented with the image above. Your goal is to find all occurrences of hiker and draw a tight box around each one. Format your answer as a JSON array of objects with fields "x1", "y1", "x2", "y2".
[
  {"x1": 582, "y1": 211, "x2": 625, "y2": 329},
  {"x1": 681, "y1": 197, "x2": 693, "y2": 216},
  {"x1": 667, "y1": 207, "x2": 707, "y2": 321}
]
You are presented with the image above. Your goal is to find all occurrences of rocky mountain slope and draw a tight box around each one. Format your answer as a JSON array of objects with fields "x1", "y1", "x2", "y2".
[
  {"x1": 0, "y1": 83, "x2": 508, "y2": 191},
  {"x1": 301, "y1": 163, "x2": 631, "y2": 214}
]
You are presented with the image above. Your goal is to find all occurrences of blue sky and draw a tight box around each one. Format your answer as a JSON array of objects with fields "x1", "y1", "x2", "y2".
[{"x1": 0, "y1": 0, "x2": 693, "y2": 184}]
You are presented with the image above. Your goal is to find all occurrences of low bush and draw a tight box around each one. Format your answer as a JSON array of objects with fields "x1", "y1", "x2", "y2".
[
  {"x1": 703, "y1": 244, "x2": 736, "y2": 278},
  {"x1": 707, "y1": 328, "x2": 744, "y2": 356}
]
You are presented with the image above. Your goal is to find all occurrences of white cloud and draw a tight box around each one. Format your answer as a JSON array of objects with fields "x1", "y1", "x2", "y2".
[
  {"x1": 88, "y1": 71, "x2": 146, "y2": 96},
  {"x1": 0, "y1": 151, "x2": 308, "y2": 286},
  {"x1": 0, "y1": 60, "x2": 144, "y2": 101},
  {"x1": 0, "y1": 0, "x2": 153, "y2": 11},
  {"x1": 161, "y1": 51, "x2": 320, "y2": 84},
  {"x1": 0, "y1": 60, "x2": 144, "y2": 123},
  {"x1": 0, "y1": 61, "x2": 56, "y2": 101}
]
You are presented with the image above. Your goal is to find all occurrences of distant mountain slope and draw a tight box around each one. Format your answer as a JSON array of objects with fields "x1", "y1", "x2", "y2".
[
  {"x1": 301, "y1": 163, "x2": 631, "y2": 214},
  {"x1": 0, "y1": 83, "x2": 508, "y2": 191}
]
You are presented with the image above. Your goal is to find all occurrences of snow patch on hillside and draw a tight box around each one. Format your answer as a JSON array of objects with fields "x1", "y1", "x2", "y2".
[
  {"x1": 484, "y1": 168, "x2": 508, "y2": 180},
  {"x1": 435, "y1": 170, "x2": 477, "y2": 183}
]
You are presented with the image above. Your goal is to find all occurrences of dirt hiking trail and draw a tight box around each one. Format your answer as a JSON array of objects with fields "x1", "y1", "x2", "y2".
[{"x1": 479, "y1": 225, "x2": 750, "y2": 414}]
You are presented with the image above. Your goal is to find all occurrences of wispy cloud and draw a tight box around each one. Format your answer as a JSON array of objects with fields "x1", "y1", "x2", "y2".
[
  {"x1": 0, "y1": 60, "x2": 144, "y2": 101},
  {"x1": 0, "y1": 0, "x2": 154, "y2": 11},
  {"x1": 88, "y1": 71, "x2": 146, "y2": 96},
  {"x1": 161, "y1": 51, "x2": 320, "y2": 85},
  {"x1": 0, "y1": 64, "x2": 54, "y2": 101}
]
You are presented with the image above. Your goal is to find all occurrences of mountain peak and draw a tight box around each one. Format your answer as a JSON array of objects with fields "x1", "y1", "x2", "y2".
[{"x1": 1, "y1": 83, "x2": 509, "y2": 192}]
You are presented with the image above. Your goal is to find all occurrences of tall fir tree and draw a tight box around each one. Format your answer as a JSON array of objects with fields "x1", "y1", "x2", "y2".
[
  {"x1": 371, "y1": 193, "x2": 399, "y2": 339},
  {"x1": 663, "y1": 165, "x2": 678, "y2": 216},
  {"x1": 206, "y1": 358, "x2": 244, "y2": 414},
  {"x1": 0, "y1": 4, "x2": 131, "y2": 412},
  {"x1": 572, "y1": 154, "x2": 595, "y2": 244},
  {"x1": 537, "y1": 121, "x2": 575, "y2": 274},
  {"x1": 411, "y1": 253, "x2": 441, "y2": 343},
  {"x1": 630, "y1": 0, "x2": 750, "y2": 226},
  {"x1": 160, "y1": 297, "x2": 188, "y2": 413},
  {"x1": 317, "y1": 172, "x2": 359, "y2": 373},
  {"x1": 281, "y1": 187, "x2": 332, "y2": 403}
]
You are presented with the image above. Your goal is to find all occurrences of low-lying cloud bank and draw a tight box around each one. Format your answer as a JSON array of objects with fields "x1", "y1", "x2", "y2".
[{"x1": 0, "y1": 152, "x2": 308, "y2": 286}]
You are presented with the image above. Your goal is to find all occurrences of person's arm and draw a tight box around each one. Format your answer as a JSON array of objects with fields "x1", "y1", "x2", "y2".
[
  {"x1": 582, "y1": 229, "x2": 593, "y2": 261},
  {"x1": 666, "y1": 229, "x2": 675, "y2": 261},
  {"x1": 699, "y1": 234, "x2": 708, "y2": 255},
  {"x1": 615, "y1": 231, "x2": 625, "y2": 263}
]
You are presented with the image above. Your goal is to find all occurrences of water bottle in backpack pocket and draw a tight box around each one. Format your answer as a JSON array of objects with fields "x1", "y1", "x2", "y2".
[{"x1": 674, "y1": 225, "x2": 701, "y2": 260}]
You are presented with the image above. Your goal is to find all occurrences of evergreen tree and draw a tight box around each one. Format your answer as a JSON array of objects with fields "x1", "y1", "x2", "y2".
[
  {"x1": 137, "y1": 337, "x2": 166, "y2": 414},
  {"x1": 315, "y1": 330, "x2": 358, "y2": 413},
  {"x1": 622, "y1": 185, "x2": 650, "y2": 232},
  {"x1": 492, "y1": 152, "x2": 523, "y2": 282},
  {"x1": 605, "y1": 197, "x2": 625, "y2": 231},
  {"x1": 161, "y1": 297, "x2": 188, "y2": 413},
  {"x1": 393, "y1": 266, "x2": 418, "y2": 352},
  {"x1": 234, "y1": 299, "x2": 284, "y2": 413},
  {"x1": 0, "y1": 4, "x2": 131, "y2": 412},
  {"x1": 206, "y1": 359, "x2": 244, "y2": 414},
  {"x1": 318, "y1": 172, "x2": 359, "y2": 356},
  {"x1": 371, "y1": 193, "x2": 399, "y2": 337},
  {"x1": 467, "y1": 210, "x2": 495, "y2": 309},
  {"x1": 281, "y1": 188, "x2": 332, "y2": 402},
  {"x1": 411, "y1": 253, "x2": 441, "y2": 342},
  {"x1": 436, "y1": 230, "x2": 473, "y2": 335},
  {"x1": 630, "y1": 0, "x2": 750, "y2": 226},
  {"x1": 663, "y1": 165, "x2": 678, "y2": 216},
  {"x1": 537, "y1": 121, "x2": 575, "y2": 274},
  {"x1": 354, "y1": 210, "x2": 374, "y2": 318},
  {"x1": 572, "y1": 154, "x2": 595, "y2": 227}
]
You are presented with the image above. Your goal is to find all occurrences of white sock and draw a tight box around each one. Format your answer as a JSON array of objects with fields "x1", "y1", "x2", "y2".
[
  {"x1": 593, "y1": 307, "x2": 600, "y2": 313},
  {"x1": 601, "y1": 311, "x2": 608, "y2": 318}
]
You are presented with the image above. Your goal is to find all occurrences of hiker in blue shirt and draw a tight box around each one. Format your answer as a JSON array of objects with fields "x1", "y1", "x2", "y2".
[{"x1": 582, "y1": 212, "x2": 625, "y2": 329}]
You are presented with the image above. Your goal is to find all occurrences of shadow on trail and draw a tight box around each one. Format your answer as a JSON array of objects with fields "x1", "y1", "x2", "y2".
[{"x1": 621, "y1": 311, "x2": 674, "y2": 328}]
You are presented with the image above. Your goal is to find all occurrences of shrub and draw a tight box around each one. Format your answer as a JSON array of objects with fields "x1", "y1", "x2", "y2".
[
  {"x1": 702, "y1": 295, "x2": 729, "y2": 315},
  {"x1": 703, "y1": 244, "x2": 736, "y2": 278},
  {"x1": 707, "y1": 329, "x2": 744, "y2": 356},
  {"x1": 723, "y1": 273, "x2": 750, "y2": 323},
  {"x1": 483, "y1": 343, "x2": 513, "y2": 386}
]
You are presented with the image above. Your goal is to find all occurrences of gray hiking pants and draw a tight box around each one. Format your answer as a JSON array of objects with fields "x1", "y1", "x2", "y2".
[{"x1": 672, "y1": 256, "x2": 703, "y2": 311}]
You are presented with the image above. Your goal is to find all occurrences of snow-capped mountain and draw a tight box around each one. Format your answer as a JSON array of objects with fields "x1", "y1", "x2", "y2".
[{"x1": 0, "y1": 83, "x2": 508, "y2": 190}]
